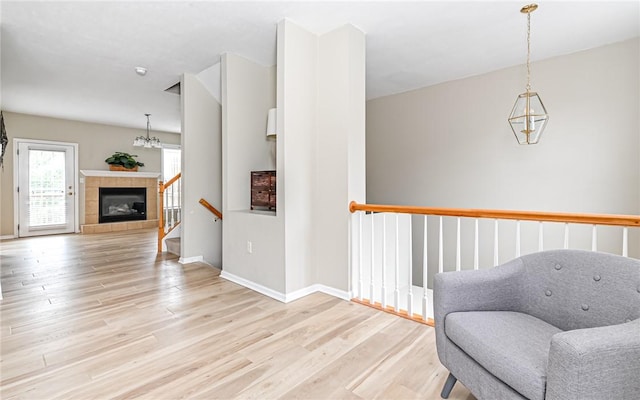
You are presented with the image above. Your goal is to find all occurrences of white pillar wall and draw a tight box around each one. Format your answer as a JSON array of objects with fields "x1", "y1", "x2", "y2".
[
  {"x1": 180, "y1": 73, "x2": 223, "y2": 266},
  {"x1": 280, "y1": 19, "x2": 366, "y2": 297},
  {"x1": 221, "y1": 19, "x2": 366, "y2": 301}
]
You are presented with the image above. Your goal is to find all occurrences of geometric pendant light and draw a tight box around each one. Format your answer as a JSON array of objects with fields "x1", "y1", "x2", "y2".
[{"x1": 508, "y1": 4, "x2": 549, "y2": 145}]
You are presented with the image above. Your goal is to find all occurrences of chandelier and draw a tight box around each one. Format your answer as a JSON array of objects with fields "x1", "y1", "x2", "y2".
[
  {"x1": 133, "y1": 113, "x2": 162, "y2": 148},
  {"x1": 508, "y1": 4, "x2": 549, "y2": 145}
]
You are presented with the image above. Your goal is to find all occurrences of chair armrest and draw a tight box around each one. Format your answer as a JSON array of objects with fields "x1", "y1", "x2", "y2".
[
  {"x1": 546, "y1": 319, "x2": 640, "y2": 400},
  {"x1": 434, "y1": 258, "x2": 524, "y2": 319},
  {"x1": 434, "y1": 258, "x2": 524, "y2": 366}
]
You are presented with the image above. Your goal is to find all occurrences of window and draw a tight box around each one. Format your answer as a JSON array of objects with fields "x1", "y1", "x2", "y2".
[{"x1": 162, "y1": 145, "x2": 181, "y2": 181}]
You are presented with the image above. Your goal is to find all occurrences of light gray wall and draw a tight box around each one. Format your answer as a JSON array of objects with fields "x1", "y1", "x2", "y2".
[
  {"x1": 181, "y1": 73, "x2": 222, "y2": 266},
  {"x1": 220, "y1": 20, "x2": 366, "y2": 299},
  {"x1": 366, "y1": 38, "x2": 640, "y2": 285},
  {"x1": 221, "y1": 53, "x2": 284, "y2": 292},
  {"x1": 0, "y1": 111, "x2": 180, "y2": 235},
  {"x1": 315, "y1": 24, "x2": 366, "y2": 291},
  {"x1": 280, "y1": 19, "x2": 317, "y2": 293}
]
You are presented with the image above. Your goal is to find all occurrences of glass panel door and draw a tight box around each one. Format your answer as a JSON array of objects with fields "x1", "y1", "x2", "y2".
[{"x1": 17, "y1": 141, "x2": 76, "y2": 236}]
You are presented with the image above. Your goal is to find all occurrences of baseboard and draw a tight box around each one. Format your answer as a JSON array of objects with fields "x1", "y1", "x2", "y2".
[
  {"x1": 316, "y1": 285, "x2": 351, "y2": 301},
  {"x1": 219, "y1": 271, "x2": 350, "y2": 303},
  {"x1": 220, "y1": 271, "x2": 286, "y2": 302},
  {"x1": 0, "y1": 234, "x2": 16, "y2": 240},
  {"x1": 285, "y1": 284, "x2": 351, "y2": 302},
  {"x1": 178, "y1": 255, "x2": 204, "y2": 264}
]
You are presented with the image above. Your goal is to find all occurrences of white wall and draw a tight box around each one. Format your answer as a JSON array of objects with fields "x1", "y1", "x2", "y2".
[
  {"x1": 366, "y1": 38, "x2": 640, "y2": 283},
  {"x1": 180, "y1": 73, "x2": 222, "y2": 266},
  {"x1": 315, "y1": 25, "x2": 366, "y2": 291},
  {"x1": 220, "y1": 20, "x2": 366, "y2": 300},
  {"x1": 221, "y1": 53, "x2": 284, "y2": 293},
  {"x1": 223, "y1": 54, "x2": 275, "y2": 212},
  {"x1": 279, "y1": 19, "x2": 317, "y2": 293},
  {"x1": 279, "y1": 20, "x2": 366, "y2": 295}
]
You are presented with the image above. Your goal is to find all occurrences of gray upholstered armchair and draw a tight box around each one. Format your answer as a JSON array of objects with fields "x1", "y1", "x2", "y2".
[{"x1": 434, "y1": 249, "x2": 640, "y2": 400}]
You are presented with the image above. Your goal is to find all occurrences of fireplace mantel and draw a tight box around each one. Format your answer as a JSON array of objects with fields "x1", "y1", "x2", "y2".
[{"x1": 80, "y1": 170, "x2": 161, "y2": 179}]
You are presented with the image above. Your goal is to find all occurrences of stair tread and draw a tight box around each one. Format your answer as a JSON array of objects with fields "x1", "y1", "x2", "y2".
[{"x1": 165, "y1": 237, "x2": 181, "y2": 256}]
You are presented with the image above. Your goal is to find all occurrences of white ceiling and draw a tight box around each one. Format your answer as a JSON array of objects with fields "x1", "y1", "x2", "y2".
[{"x1": 1, "y1": 1, "x2": 638, "y2": 134}]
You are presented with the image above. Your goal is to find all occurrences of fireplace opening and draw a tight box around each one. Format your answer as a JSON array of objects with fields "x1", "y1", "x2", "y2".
[{"x1": 99, "y1": 187, "x2": 147, "y2": 223}]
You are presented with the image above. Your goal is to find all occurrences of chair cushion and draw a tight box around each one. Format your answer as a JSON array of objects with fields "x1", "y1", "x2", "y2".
[{"x1": 445, "y1": 311, "x2": 562, "y2": 400}]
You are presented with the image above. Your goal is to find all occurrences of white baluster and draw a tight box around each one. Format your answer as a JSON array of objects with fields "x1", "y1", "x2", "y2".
[
  {"x1": 493, "y1": 219, "x2": 499, "y2": 266},
  {"x1": 370, "y1": 213, "x2": 375, "y2": 302},
  {"x1": 622, "y1": 227, "x2": 628, "y2": 257},
  {"x1": 381, "y1": 214, "x2": 387, "y2": 308},
  {"x1": 164, "y1": 191, "x2": 170, "y2": 232},
  {"x1": 473, "y1": 219, "x2": 479, "y2": 270},
  {"x1": 591, "y1": 225, "x2": 597, "y2": 251},
  {"x1": 394, "y1": 214, "x2": 400, "y2": 312},
  {"x1": 358, "y1": 212, "x2": 363, "y2": 301},
  {"x1": 515, "y1": 220, "x2": 521, "y2": 258},
  {"x1": 538, "y1": 222, "x2": 544, "y2": 252},
  {"x1": 351, "y1": 212, "x2": 356, "y2": 299},
  {"x1": 563, "y1": 223, "x2": 569, "y2": 249},
  {"x1": 177, "y1": 179, "x2": 182, "y2": 222},
  {"x1": 455, "y1": 218, "x2": 461, "y2": 272},
  {"x1": 422, "y1": 215, "x2": 429, "y2": 321},
  {"x1": 170, "y1": 185, "x2": 175, "y2": 228},
  {"x1": 438, "y1": 216, "x2": 444, "y2": 273},
  {"x1": 407, "y1": 216, "x2": 414, "y2": 317}
]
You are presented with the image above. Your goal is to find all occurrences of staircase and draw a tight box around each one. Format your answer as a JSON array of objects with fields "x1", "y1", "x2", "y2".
[
  {"x1": 165, "y1": 237, "x2": 181, "y2": 256},
  {"x1": 157, "y1": 172, "x2": 222, "y2": 256},
  {"x1": 158, "y1": 173, "x2": 182, "y2": 253}
]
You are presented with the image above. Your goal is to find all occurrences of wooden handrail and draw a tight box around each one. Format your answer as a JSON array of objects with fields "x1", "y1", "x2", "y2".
[
  {"x1": 199, "y1": 198, "x2": 222, "y2": 220},
  {"x1": 160, "y1": 172, "x2": 182, "y2": 192},
  {"x1": 349, "y1": 201, "x2": 640, "y2": 228}
]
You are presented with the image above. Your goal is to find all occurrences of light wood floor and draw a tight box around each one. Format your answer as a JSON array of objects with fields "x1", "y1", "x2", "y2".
[{"x1": 0, "y1": 229, "x2": 474, "y2": 400}]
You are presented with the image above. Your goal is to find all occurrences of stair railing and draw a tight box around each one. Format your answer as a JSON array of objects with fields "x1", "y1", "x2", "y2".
[
  {"x1": 349, "y1": 201, "x2": 640, "y2": 325},
  {"x1": 199, "y1": 198, "x2": 223, "y2": 221},
  {"x1": 158, "y1": 172, "x2": 182, "y2": 253}
]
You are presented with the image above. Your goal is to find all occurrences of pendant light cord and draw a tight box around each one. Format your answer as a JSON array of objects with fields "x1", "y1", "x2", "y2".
[{"x1": 526, "y1": 11, "x2": 531, "y2": 92}]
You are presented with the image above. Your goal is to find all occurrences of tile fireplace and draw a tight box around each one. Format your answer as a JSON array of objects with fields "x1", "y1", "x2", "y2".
[{"x1": 80, "y1": 170, "x2": 160, "y2": 233}]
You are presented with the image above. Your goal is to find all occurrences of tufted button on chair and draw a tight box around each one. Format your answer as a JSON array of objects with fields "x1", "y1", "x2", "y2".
[{"x1": 434, "y1": 249, "x2": 640, "y2": 400}]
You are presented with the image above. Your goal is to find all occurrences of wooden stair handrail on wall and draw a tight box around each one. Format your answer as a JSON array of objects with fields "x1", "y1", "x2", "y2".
[
  {"x1": 349, "y1": 201, "x2": 640, "y2": 227},
  {"x1": 158, "y1": 173, "x2": 182, "y2": 253},
  {"x1": 199, "y1": 198, "x2": 223, "y2": 220}
]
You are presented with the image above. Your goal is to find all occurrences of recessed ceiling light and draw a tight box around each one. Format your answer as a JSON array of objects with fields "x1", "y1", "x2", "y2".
[{"x1": 135, "y1": 66, "x2": 147, "y2": 76}]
